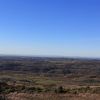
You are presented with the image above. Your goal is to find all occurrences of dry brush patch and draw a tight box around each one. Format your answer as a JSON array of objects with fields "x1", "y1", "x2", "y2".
[{"x1": 6, "y1": 93, "x2": 100, "y2": 100}]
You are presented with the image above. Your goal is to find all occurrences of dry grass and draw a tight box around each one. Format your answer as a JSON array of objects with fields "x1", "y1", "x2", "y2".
[{"x1": 7, "y1": 93, "x2": 100, "y2": 100}]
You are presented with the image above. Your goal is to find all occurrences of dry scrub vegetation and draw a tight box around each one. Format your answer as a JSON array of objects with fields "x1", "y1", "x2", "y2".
[
  {"x1": 0, "y1": 57, "x2": 100, "y2": 100},
  {"x1": 5, "y1": 93, "x2": 100, "y2": 100}
]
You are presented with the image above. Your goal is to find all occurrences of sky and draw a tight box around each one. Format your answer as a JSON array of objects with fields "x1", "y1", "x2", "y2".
[{"x1": 0, "y1": 0, "x2": 100, "y2": 57}]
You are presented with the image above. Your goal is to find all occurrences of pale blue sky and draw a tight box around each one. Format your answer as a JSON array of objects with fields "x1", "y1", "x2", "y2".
[{"x1": 0, "y1": 0, "x2": 100, "y2": 57}]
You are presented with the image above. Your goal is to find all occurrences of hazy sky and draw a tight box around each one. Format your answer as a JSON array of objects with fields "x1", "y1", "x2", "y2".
[{"x1": 0, "y1": 0, "x2": 100, "y2": 57}]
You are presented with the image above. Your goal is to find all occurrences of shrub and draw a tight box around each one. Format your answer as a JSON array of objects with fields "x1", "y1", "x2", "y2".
[
  {"x1": 55, "y1": 86, "x2": 66, "y2": 93},
  {"x1": 0, "y1": 95, "x2": 7, "y2": 100},
  {"x1": 36, "y1": 87, "x2": 43, "y2": 93}
]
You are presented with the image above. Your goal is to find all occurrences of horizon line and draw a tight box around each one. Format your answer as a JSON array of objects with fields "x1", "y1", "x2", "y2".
[{"x1": 0, "y1": 54, "x2": 100, "y2": 59}]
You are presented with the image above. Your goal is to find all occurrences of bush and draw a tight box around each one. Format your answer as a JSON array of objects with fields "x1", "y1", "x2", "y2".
[
  {"x1": 0, "y1": 95, "x2": 7, "y2": 100},
  {"x1": 36, "y1": 87, "x2": 43, "y2": 93},
  {"x1": 55, "y1": 86, "x2": 66, "y2": 93}
]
